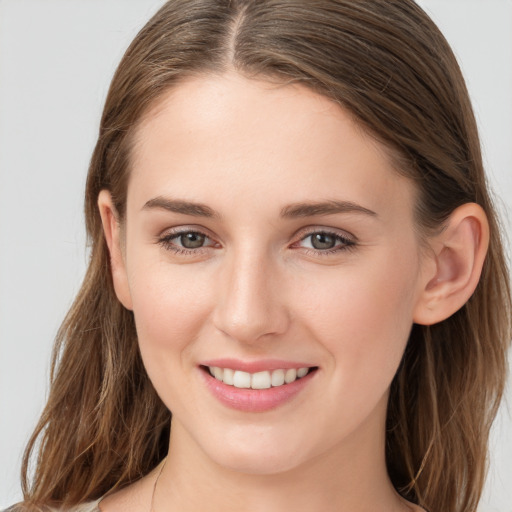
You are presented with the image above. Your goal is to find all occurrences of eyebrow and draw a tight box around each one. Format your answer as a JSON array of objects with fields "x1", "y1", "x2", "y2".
[
  {"x1": 280, "y1": 200, "x2": 377, "y2": 218},
  {"x1": 142, "y1": 196, "x2": 220, "y2": 218},
  {"x1": 142, "y1": 197, "x2": 377, "y2": 219}
]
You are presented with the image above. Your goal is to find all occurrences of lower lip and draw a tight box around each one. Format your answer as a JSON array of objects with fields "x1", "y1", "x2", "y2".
[{"x1": 200, "y1": 367, "x2": 317, "y2": 412}]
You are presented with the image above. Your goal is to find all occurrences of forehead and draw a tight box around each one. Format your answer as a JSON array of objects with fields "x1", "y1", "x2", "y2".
[{"x1": 128, "y1": 72, "x2": 415, "y2": 220}]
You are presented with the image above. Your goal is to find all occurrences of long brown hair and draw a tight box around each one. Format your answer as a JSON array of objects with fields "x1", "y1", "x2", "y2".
[{"x1": 20, "y1": 1, "x2": 511, "y2": 511}]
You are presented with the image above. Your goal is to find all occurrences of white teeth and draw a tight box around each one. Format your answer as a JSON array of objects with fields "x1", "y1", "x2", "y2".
[
  {"x1": 207, "y1": 366, "x2": 312, "y2": 388},
  {"x1": 271, "y1": 369, "x2": 285, "y2": 387},
  {"x1": 284, "y1": 368, "x2": 297, "y2": 383},
  {"x1": 233, "y1": 370, "x2": 251, "y2": 388},
  {"x1": 297, "y1": 367, "x2": 309, "y2": 378},
  {"x1": 223, "y1": 368, "x2": 234, "y2": 385},
  {"x1": 251, "y1": 371, "x2": 271, "y2": 389}
]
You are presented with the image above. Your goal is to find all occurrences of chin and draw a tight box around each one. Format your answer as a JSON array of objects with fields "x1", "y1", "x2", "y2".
[
  {"x1": 213, "y1": 449, "x2": 306, "y2": 476},
  {"x1": 199, "y1": 427, "x2": 314, "y2": 476}
]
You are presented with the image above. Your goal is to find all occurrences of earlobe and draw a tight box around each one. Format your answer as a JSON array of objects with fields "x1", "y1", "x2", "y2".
[
  {"x1": 413, "y1": 203, "x2": 489, "y2": 326},
  {"x1": 97, "y1": 190, "x2": 133, "y2": 310}
]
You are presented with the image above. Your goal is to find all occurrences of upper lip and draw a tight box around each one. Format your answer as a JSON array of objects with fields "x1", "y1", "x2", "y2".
[{"x1": 200, "y1": 358, "x2": 316, "y2": 373}]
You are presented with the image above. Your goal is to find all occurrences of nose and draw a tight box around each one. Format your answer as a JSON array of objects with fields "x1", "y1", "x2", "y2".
[{"x1": 212, "y1": 248, "x2": 290, "y2": 344}]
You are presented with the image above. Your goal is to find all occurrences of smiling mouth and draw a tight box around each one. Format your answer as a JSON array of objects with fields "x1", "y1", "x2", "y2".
[{"x1": 201, "y1": 365, "x2": 318, "y2": 390}]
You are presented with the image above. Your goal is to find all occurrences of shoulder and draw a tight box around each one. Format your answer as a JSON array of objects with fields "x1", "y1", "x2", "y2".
[
  {"x1": 2, "y1": 500, "x2": 101, "y2": 512},
  {"x1": 65, "y1": 502, "x2": 102, "y2": 512}
]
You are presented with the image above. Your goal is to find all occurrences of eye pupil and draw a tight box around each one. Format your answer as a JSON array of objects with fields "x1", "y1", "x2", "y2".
[
  {"x1": 180, "y1": 232, "x2": 206, "y2": 249},
  {"x1": 311, "y1": 233, "x2": 336, "y2": 250}
]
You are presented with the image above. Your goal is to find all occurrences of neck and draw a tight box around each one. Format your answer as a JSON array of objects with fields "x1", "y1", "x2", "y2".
[{"x1": 154, "y1": 405, "x2": 409, "y2": 512}]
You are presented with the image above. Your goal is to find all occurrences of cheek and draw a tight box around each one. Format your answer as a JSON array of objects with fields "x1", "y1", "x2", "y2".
[
  {"x1": 304, "y1": 248, "x2": 419, "y2": 395},
  {"x1": 126, "y1": 256, "x2": 214, "y2": 377}
]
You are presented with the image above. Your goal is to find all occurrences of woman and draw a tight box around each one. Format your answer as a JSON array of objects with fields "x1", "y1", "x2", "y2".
[{"x1": 8, "y1": 1, "x2": 511, "y2": 511}]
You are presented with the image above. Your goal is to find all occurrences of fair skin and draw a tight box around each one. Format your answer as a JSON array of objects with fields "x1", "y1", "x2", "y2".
[{"x1": 98, "y1": 72, "x2": 488, "y2": 512}]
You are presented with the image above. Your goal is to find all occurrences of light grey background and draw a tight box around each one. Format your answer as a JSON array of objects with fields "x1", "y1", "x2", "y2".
[{"x1": 0, "y1": 0, "x2": 511, "y2": 509}]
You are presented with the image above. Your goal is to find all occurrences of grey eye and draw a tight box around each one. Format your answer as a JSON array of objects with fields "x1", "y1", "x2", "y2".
[
  {"x1": 179, "y1": 232, "x2": 206, "y2": 249},
  {"x1": 310, "y1": 233, "x2": 336, "y2": 250}
]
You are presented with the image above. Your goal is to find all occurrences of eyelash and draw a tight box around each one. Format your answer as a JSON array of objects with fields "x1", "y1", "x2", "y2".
[
  {"x1": 157, "y1": 230, "x2": 217, "y2": 256},
  {"x1": 294, "y1": 230, "x2": 356, "y2": 256},
  {"x1": 157, "y1": 229, "x2": 356, "y2": 256}
]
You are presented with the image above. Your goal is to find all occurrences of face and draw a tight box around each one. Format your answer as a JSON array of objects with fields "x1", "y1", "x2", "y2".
[{"x1": 108, "y1": 72, "x2": 430, "y2": 475}]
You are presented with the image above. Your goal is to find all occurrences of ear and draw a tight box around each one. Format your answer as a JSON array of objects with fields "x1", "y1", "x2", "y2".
[
  {"x1": 413, "y1": 203, "x2": 489, "y2": 325},
  {"x1": 97, "y1": 190, "x2": 133, "y2": 310}
]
